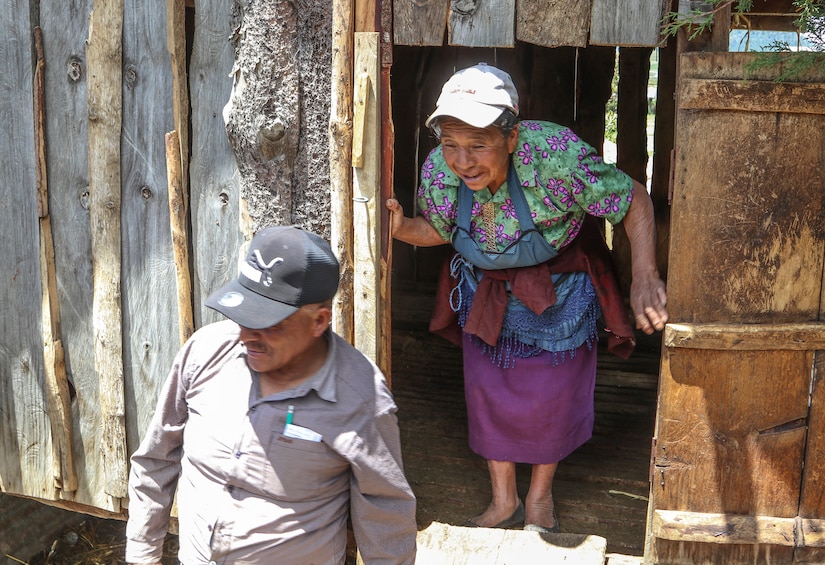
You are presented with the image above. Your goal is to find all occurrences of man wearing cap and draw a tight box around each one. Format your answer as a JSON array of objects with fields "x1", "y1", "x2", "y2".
[
  {"x1": 125, "y1": 226, "x2": 417, "y2": 564},
  {"x1": 387, "y1": 63, "x2": 667, "y2": 533}
]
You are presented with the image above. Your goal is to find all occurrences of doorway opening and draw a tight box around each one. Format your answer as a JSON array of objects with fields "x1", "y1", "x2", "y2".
[{"x1": 388, "y1": 43, "x2": 664, "y2": 556}]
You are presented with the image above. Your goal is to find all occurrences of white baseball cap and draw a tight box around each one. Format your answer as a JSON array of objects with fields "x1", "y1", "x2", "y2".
[{"x1": 425, "y1": 63, "x2": 519, "y2": 129}]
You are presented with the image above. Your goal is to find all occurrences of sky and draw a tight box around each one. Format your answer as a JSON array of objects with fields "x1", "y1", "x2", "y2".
[{"x1": 729, "y1": 29, "x2": 817, "y2": 51}]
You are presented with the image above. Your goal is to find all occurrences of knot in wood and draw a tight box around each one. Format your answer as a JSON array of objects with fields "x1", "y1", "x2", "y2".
[
  {"x1": 124, "y1": 65, "x2": 138, "y2": 88},
  {"x1": 451, "y1": 0, "x2": 477, "y2": 16},
  {"x1": 67, "y1": 58, "x2": 83, "y2": 82},
  {"x1": 258, "y1": 123, "x2": 287, "y2": 161}
]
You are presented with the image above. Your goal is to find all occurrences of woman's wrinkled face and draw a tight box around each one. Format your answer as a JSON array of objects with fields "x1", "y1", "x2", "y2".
[{"x1": 439, "y1": 117, "x2": 519, "y2": 193}]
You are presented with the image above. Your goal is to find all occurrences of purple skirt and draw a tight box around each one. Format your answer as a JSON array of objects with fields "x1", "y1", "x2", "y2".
[{"x1": 462, "y1": 332, "x2": 598, "y2": 465}]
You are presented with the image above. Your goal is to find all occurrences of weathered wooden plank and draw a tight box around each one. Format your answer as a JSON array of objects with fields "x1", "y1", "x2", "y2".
[
  {"x1": 653, "y1": 348, "x2": 811, "y2": 514},
  {"x1": 352, "y1": 73, "x2": 370, "y2": 168},
  {"x1": 611, "y1": 46, "x2": 652, "y2": 300},
  {"x1": 650, "y1": 38, "x2": 676, "y2": 282},
  {"x1": 331, "y1": 0, "x2": 355, "y2": 342},
  {"x1": 572, "y1": 45, "x2": 616, "y2": 148},
  {"x1": 356, "y1": 0, "x2": 377, "y2": 32},
  {"x1": 166, "y1": 0, "x2": 188, "y2": 197},
  {"x1": 590, "y1": 0, "x2": 667, "y2": 46},
  {"x1": 166, "y1": 130, "x2": 194, "y2": 346},
  {"x1": 680, "y1": 51, "x2": 825, "y2": 83},
  {"x1": 679, "y1": 78, "x2": 825, "y2": 115},
  {"x1": 665, "y1": 322, "x2": 825, "y2": 351},
  {"x1": 34, "y1": 27, "x2": 77, "y2": 497},
  {"x1": 668, "y1": 108, "x2": 825, "y2": 323},
  {"x1": 393, "y1": 0, "x2": 449, "y2": 46},
  {"x1": 449, "y1": 0, "x2": 515, "y2": 48},
  {"x1": 798, "y1": 349, "x2": 825, "y2": 563},
  {"x1": 87, "y1": 0, "x2": 128, "y2": 504},
  {"x1": 0, "y1": 2, "x2": 54, "y2": 500},
  {"x1": 189, "y1": 1, "x2": 241, "y2": 329},
  {"x1": 41, "y1": 0, "x2": 100, "y2": 510},
  {"x1": 352, "y1": 33, "x2": 381, "y2": 366},
  {"x1": 516, "y1": 0, "x2": 590, "y2": 48},
  {"x1": 377, "y1": 23, "x2": 394, "y2": 382},
  {"x1": 652, "y1": 510, "x2": 825, "y2": 547},
  {"x1": 796, "y1": 213, "x2": 825, "y2": 564},
  {"x1": 676, "y1": 0, "x2": 732, "y2": 54},
  {"x1": 650, "y1": 51, "x2": 825, "y2": 565},
  {"x1": 120, "y1": 0, "x2": 182, "y2": 467}
]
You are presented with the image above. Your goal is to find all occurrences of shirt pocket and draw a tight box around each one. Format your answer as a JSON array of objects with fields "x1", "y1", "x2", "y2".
[{"x1": 251, "y1": 432, "x2": 349, "y2": 501}]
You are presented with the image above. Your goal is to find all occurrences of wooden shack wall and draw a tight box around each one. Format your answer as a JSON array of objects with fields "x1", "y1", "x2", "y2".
[
  {"x1": 0, "y1": 0, "x2": 337, "y2": 518},
  {"x1": 0, "y1": 1, "x2": 240, "y2": 516}
]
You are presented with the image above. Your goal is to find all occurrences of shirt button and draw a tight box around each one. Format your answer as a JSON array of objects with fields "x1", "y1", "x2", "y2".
[
  {"x1": 209, "y1": 561, "x2": 217, "y2": 565},
  {"x1": 235, "y1": 451, "x2": 241, "y2": 458},
  {"x1": 207, "y1": 524, "x2": 213, "y2": 531}
]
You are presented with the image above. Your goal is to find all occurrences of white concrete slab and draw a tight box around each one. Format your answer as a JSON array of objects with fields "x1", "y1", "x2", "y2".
[{"x1": 412, "y1": 521, "x2": 607, "y2": 565}]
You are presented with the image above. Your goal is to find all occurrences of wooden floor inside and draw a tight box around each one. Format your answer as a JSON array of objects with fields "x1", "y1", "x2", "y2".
[{"x1": 390, "y1": 281, "x2": 661, "y2": 557}]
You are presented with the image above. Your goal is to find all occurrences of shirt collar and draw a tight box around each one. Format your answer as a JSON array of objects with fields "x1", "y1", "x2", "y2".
[{"x1": 252, "y1": 331, "x2": 338, "y2": 404}]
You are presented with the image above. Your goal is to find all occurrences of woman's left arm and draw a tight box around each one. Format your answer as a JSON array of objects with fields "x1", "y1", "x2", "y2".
[{"x1": 621, "y1": 180, "x2": 668, "y2": 334}]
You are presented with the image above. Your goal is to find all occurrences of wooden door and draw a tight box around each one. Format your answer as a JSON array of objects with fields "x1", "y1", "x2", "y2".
[{"x1": 646, "y1": 52, "x2": 825, "y2": 564}]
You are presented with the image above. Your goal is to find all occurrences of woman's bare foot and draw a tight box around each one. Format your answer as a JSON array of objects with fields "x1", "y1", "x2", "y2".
[{"x1": 464, "y1": 498, "x2": 523, "y2": 528}]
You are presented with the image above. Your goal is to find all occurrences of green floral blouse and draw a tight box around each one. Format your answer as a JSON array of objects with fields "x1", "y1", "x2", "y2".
[{"x1": 416, "y1": 120, "x2": 635, "y2": 251}]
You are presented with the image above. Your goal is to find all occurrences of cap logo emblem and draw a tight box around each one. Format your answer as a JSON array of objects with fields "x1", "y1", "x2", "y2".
[
  {"x1": 217, "y1": 291, "x2": 244, "y2": 307},
  {"x1": 250, "y1": 250, "x2": 284, "y2": 287}
]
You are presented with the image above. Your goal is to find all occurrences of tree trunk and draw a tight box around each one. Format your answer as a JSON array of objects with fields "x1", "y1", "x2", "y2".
[
  {"x1": 225, "y1": 0, "x2": 333, "y2": 237},
  {"x1": 225, "y1": 0, "x2": 298, "y2": 234}
]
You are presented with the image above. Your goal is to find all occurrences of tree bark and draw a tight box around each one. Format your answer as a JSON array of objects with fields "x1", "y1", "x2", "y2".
[{"x1": 225, "y1": 0, "x2": 300, "y2": 234}]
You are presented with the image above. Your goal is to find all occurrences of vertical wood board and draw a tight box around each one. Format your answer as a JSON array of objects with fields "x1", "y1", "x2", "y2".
[
  {"x1": 0, "y1": 2, "x2": 54, "y2": 500},
  {"x1": 393, "y1": 0, "x2": 449, "y2": 46},
  {"x1": 119, "y1": 0, "x2": 180, "y2": 481},
  {"x1": 667, "y1": 107, "x2": 825, "y2": 323},
  {"x1": 590, "y1": 0, "x2": 667, "y2": 46},
  {"x1": 611, "y1": 47, "x2": 652, "y2": 298},
  {"x1": 34, "y1": 25, "x2": 78, "y2": 497},
  {"x1": 87, "y1": 0, "x2": 128, "y2": 503},
  {"x1": 353, "y1": 33, "x2": 382, "y2": 365},
  {"x1": 41, "y1": 0, "x2": 102, "y2": 510},
  {"x1": 653, "y1": 348, "x2": 811, "y2": 514},
  {"x1": 516, "y1": 0, "x2": 590, "y2": 48},
  {"x1": 449, "y1": 0, "x2": 515, "y2": 47},
  {"x1": 189, "y1": 0, "x2": 242, "y2": 330},
  {"x1": 167, "y1": 0, "x2": 189, "y2": 198},
  {"x1": 330, "y1": 0, "x2": 355, "y2": 341}
]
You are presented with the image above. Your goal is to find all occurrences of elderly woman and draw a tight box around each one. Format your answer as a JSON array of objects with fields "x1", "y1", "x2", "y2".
[{"x1": 386, "y1": 63, "x2": 667, "y2": 532}]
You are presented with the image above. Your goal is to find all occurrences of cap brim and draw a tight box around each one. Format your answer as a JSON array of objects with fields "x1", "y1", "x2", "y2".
[
  {"x1": 205, "y1": 278, "x2": 299, "y2": 329},
  {"x1": 425, "y1": 100, "x2": 506, "y2": 129}
]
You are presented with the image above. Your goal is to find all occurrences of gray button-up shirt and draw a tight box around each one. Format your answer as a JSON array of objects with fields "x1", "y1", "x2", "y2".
[{"x1": 126, "y1": 321, "x2": 416, "y2": 564}]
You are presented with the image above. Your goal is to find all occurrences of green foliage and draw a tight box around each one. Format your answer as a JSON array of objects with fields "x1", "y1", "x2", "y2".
[
  {"x1": 662, "y1": 0, "x2": 822, "y2": 45},
  {"x1": 662, "y1": 1, "x2": 754, "y2": 41},
  {"x1": 605, "y1": 52, "x2": 620, "y2": 144},
  {"x1": 743, "y1": 49, "x2": 825, "y2": 81},
  {"x1": 797, "y1": 0, "x2": 825, "y2": 48},
  {"x1": 661, "y1": 0, "x2": 825, "y2": 81}
]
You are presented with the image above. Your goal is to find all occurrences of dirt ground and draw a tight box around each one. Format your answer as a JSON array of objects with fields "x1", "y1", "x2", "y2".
[{"x1": 20, "y1": 518, "x2": 178, "y2": 565}]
